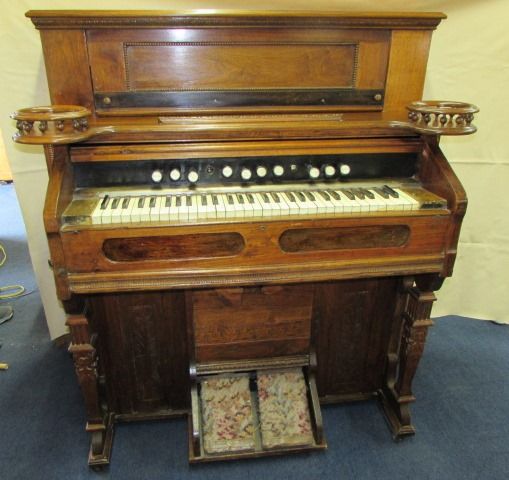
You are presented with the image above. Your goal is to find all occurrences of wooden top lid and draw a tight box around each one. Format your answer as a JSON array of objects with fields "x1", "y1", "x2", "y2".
[{"x1": 26, "y1": 10, "x2": 446, "y2": 29}]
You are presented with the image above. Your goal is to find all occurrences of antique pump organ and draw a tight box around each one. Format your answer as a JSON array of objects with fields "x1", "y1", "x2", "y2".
[{"x1": 12, "y1": 10, "x2": 478, "y2": 467}]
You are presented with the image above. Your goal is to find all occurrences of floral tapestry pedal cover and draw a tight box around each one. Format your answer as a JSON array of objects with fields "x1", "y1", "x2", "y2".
[
  {"x1": 201, "y1": 375, "x2": 256, "y2": 454},
  {"x1": 257, "y1": 368, "x2": 314, "y2": 449}
]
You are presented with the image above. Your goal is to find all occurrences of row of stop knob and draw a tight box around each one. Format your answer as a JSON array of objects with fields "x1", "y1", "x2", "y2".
[{"x1": 151, "y1": 163, "x2": 352, "y2": 184}]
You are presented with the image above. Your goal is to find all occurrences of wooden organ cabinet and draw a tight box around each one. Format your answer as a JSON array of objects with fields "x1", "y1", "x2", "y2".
[{"x1": 13, "y1": 10, "x2": 478, "y2": 468}]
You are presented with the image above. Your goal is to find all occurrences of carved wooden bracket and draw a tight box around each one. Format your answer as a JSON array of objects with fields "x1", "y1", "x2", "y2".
[
  {"x1": 406, "y1": 101, "x2": 479, "y2": 135},
  {"x1": 11, "y1": 105, "x2": 92, "y2": 144}
]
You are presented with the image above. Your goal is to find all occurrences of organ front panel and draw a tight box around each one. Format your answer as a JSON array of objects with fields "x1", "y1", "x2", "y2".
[{"x1": 12, "y1": 10, "x2": 478, "y2": 468}]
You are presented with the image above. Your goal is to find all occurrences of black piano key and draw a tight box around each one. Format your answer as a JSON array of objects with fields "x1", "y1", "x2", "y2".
[
  {"x1": 262, "y1": 193, "x2": 270, "y2": 203},
  {"x1": 122, "y1": 197, "x2": 130, "y2": 209},
  {"x1": 318, "y1": 190, "x2": 330, "y2": 201},
  {"x1": 373, "y1": 187, "x2": 389, "y2": 199},
  {"x1": 149, "y1": 197, "x2": 156, "y2": 208},
  {"x1": 296, "y1": 192, "x2": 306, "y2": 202},
  {"x1": 270, "y1": 192, "x2": 281, "y2": 203},
  {"x1": 246, "y1": 193, "x2": 255, "y2": 204},
  {"x1": 304, "y1": 191, "x2": 315, "y2": 201},
  {"x1": 227, "y1": 194, "x2": 234, "y2": 205},
  {"x1": 383, "y1": 185, "x2": 399, "y2": 198},
  {"x1": 361, "y1": 188, "x2": 375, "y2": 199},
  {"x1": 111, "y1": 198, "x2": 119, "y2": 209},
  {"x1": 285, "y1": 192, "x2": 296, "y2": 202},
  {"x1": 137, "y1": 197, "x2": 145, "y2": 208},
  {"x1": 100, "y1": 195, "x2": 110, "y2": 210},
  {"x1": 186, "y1": 196, "x2": 192, "y2": 207},
  {"x1": 351, "y1": 188, "x2": 365, "y2": 200},
  {"x1": 201, "y1": 195, "x2": 207, "y2": 206},
  {"x1": 236, "y1": 193, "x2": 245, "y2": 204},
  {"x1": 340, "y1": 189, "x2": 355, "y2": 200},
  {"x1": 165, "y1": 196, "x2": 172, "y2": 208},
  {"x1": 175, "y1": 196, "x2": 182, "y2": 207},
  {"x1": 212, "y1": 194, "x2": 219, "y2": 206},
  {"x1": 328, "y1": 190, "x2": 341, "y2": 200}
]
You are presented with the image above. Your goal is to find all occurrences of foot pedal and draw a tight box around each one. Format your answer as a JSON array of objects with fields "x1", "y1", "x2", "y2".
[
  {"x1": 258, "y1": 369, "x2": 314, "y2": 449},
  {"x1": 201, "y1": 374, "x2": 256, "y2": 455},
  {"x1": 189, "y1": 365, "x2": 326, "y2": 462}
]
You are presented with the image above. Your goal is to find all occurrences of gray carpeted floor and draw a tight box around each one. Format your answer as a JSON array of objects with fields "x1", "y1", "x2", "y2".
[{"x1": 1, "y1": 182, "x2": 508, "y2": 480}]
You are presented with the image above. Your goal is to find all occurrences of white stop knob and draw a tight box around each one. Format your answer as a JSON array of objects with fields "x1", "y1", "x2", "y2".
[
  {"x1": 169, "y1": 168, "x2": 181, "y2": 181},
  {"x1": 339, "y1": 164, "x2": 351, "y2": 176},
  {"x1": 324, "y1": 165, "x2": 336, "y2": 177},
  {"x1": 151, "y1": 169, "x2": 163, "y2": 183},
  {"x1": 256, "y1": 166, "x2": 268, "y2": 178},
  {"x1": 187, "y1": 170, "x2": 199, "y2": 183},
  {"x1": 273, "y1": 165, "x2": 284, "y2": 177},
  {"x1": 309, "y1": 167, "x2": 320, "y2": 179},
  {"x1": 222, "y1": 165, "x2": 233, "y2": 178},
  {"x1": 241, "y1": 168, "x2": 252, "y2": 181}
]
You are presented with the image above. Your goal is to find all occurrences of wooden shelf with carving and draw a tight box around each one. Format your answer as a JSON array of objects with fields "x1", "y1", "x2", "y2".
[
  {"x1": 11, "y1": 105, "x2": 92, "y2": 144},
  {"x1": 406, "y1": 101, "x2": 479, "y2": 135}
]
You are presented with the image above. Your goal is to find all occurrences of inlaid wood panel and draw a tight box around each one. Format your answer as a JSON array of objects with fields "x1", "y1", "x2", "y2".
[
  {"x1": 125, "y1": 43, "x2": 357, "y2": 91},
  {"x1": 86, "y1": 27, "x2": 390, "y2": 113},
  {"x1": 103, "y1": 232, "x2": 245, "y2": 262}
]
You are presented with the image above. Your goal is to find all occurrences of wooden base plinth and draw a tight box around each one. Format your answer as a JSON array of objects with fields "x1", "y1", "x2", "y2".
[
  {"x1": 377, "y1": 389, "x2": 416, "y2": 440},
  {"x1": 87, "y1": 413, "x2": 115, "y2": 469}
]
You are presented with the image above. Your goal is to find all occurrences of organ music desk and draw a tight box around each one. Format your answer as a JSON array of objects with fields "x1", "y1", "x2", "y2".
[{"x1": 12, "y1": 10, "x2": 478, "y2": 468}]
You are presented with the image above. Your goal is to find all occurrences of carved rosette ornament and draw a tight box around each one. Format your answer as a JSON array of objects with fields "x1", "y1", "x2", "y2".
[
  {"x1": 11, "y1": 105, "x2": 91, "y2": 144},
  {"x1": 406, "y1": 101, "x2": 479, "y2": 135}
]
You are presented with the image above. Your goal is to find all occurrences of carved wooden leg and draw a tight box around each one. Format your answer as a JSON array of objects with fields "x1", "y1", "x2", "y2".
[
  {"x1": 379, "y1": 277, "x2": 435, "y2": 439},
  {"x1": 67, "y1": 314, "x2": 114, "y2": 468}
]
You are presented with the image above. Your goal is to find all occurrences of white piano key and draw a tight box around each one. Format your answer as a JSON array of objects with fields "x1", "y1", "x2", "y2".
[
  {"x1": 212, "y1": 194, "x2": 226, "y2": 218},
  {"x1": 316, "y1": 190, "x2": 335, "y2": 213},
  {"x1": 159, "y1": 196, "x2": 171, "y2": 221},
  {"x1": 246, "y1": 192, "x2": 263, "y2": 217},
  {"x1": 197, "y1": 194, "x2": 209, "y2": 219},
  {"x1": 109, "y1": 197, "x2": 124, "y2": 223},
  {"x1": 101, "y1": 196, "x2": 116, "y2": 224},
  {"x1": 90, "y1": 196, "x2": 107, "y2": 225},
  {"x1": 237, "y1": 193, "x2": 254, "y2": 217},
  {"x1": 267, "y1": 192, "x2": 282, "y2": 216},
  {"x1": 394, "y1": 188, "x2": 419, "y2": 210},
  {"x1": 149, "y1": 196, "x2": 163, "y2": 221},
  {"x1": 187, "y1": 195, "x2": 198, "y2": 220},
  {"x1": 326, "y1": 190, "x2": 345, "y2": 213},
  {"x1": 169, "y1": 196, "x2": 180, "y2": 221},
  {"x1": 139, "y1": 196, "x2": 153, "y2": 222},
  {"x1": 205, "y1": 194, "x2": 217, "y2": 219},
  {"x1": 297, "y1": 191, "x2": 317, "y2": 214},
  {"x1": 176, "y1": 195, "x2": 189, "y2": 220},
  {"x1": 272, "y1": 192, "x2": 290, "y2": 216},
  {"x1": 257, "y1": 192, "x2": 277, "y2": 217},
  {"x1": 222, "y1": 193, "x2": 237, "y2": 218},
  {"x1": 308, "y1": 191, "x2": 327, "y2": 214},
  {"x1": 120, "y1": 197, "x2": 135, "y2": 224},
  {"x1": 131, "y1": 196, "x2": 147, "y2": 223},
  {"x1": 283, "y1": 192, "x2": 300, "y2": 215},
  {"x1": 229, "y1": 193, "x2": 244, "y2": 218},
  {"x1": 365, "y1": 189, "x2": 388, "y2": 212},
  {"x1": 334, "y1": 190, "x2": 360, "y2": 213}
]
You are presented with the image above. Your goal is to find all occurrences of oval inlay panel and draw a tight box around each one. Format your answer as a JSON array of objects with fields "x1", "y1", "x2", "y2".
[
  {"x1": 103, "y1": 233, "x2": 245, "y2": 262},
  {"x1": 279, "y1": 225, "x2": 410, "y2": 253}
]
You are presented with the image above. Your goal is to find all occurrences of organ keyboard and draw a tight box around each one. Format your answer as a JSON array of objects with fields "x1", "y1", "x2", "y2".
[
  {"x1": 66, "y1": 184, "x2": 443, "y2": 225},
  {"x1": 13, "y1": 10, "x2": 478, "y2": 468}
]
